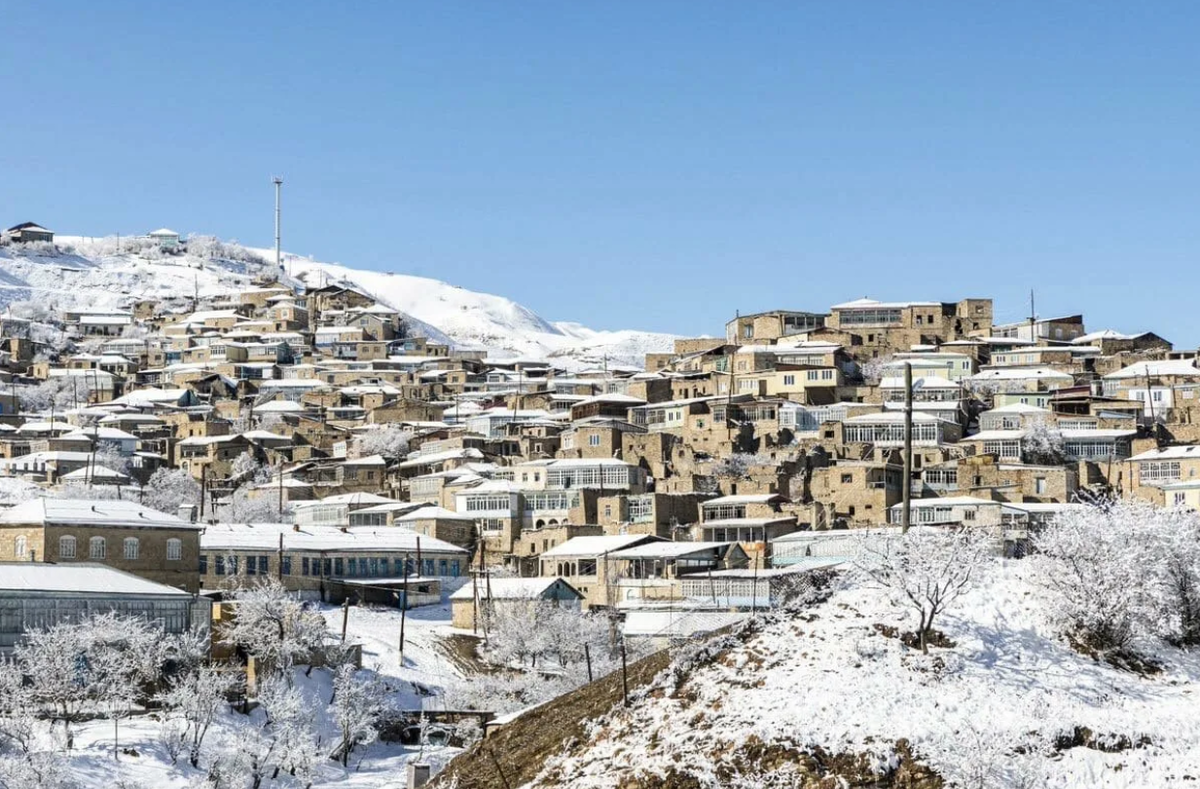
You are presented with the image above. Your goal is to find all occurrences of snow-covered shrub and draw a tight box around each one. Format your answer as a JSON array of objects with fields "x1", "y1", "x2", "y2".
[
  {"x1": 141, "y1": 467, "x2": 200, "y2": 515},
  {"x1": 855, "y1": 527, "x2": 994, "y2": 653},
  {"x1": 1032, "y1": 502, "x2": 1151, "y2": 654},
  {"x1": 860, "y1": 354, "x2": 895, "y2": 386},
  {"x1": 327, "y1": 665, "x2": 385, "y2": 766},
  {"x1": 1153, "y1": 508, "x2": 1200, "y2": 645},
  {"x1": 157, "y1": 664, "x2": 242, "y2": 768},
  {"x1": 1021, "y1": 420, "x2": 1066, "y2": 465},
  {"x1": 221, "y1": 578, "x2": 329, "y2": 679},
  {"x1": 355, "y1": 425, "x2": 413, "y2": 461}
]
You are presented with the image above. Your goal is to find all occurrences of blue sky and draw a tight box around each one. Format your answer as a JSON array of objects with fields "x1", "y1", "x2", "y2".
[{"x1": 3, "y1": 2, "x2": 1198, "y2": 342}]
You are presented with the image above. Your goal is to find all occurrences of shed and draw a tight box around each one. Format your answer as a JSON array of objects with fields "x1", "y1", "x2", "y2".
[{"x1": 449, "y1": 576, "x2": 582, "y2": 629}]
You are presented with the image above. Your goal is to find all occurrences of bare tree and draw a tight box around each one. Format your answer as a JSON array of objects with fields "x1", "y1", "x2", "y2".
[{"x1": 855, "y1": 527, "x2": 994, "y2": 653}]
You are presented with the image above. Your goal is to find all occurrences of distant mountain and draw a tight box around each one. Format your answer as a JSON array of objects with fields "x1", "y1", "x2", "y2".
[{"x1": 0, "y1": 236, "x2": 678, "y2": 369}]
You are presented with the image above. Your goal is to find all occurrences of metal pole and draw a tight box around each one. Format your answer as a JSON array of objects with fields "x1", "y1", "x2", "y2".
[
  {"x1": 901, "y1": 361, "x2": 913, "y2": 534},
  {"x1": 620, "y1": 641, "x2": 629, "y2": 707},
  {"x1": 584, "y1": 643, "x2": 593, "y2": 683},
  {"x1": 340, "y1": 596, "x2": 349, "y2": 643},
  {"x1": 399, "y1": 551, "x2": 409, "y2": 665},
  {"x1": 273, "y1": 177, "x2": 284, "y2": 275}
]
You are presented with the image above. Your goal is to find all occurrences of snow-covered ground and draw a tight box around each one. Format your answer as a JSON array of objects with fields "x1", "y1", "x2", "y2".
[
  {"x1": 50, "y1": 602, "x2": 468, "y2": 789},
  {"x1": 0, "y1": 236, "x2": 677, "y2": 369},
  {"x1": 532, "y1": 561, "x2": 1200, "y2": 789}
]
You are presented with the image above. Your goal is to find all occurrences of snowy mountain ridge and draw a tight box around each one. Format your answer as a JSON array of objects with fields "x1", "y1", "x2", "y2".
[{"x1": 0, "y1": 235, "x2": 678, "y2": 369}]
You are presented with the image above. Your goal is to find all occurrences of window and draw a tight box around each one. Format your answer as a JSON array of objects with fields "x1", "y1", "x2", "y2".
[
  {"x1": 1035, "y1": 478, "x2": 1047, "y2": 495},
  {"x1": 258, "y1": 556, "x2": 268, "y2": 575},
  {"x1": 166, "y1": 538, "x2": 182, "y2": 561},
  {"x1": 215, "y1": 555, "x2": 225, "y2": 575},
  {"x1": 59, "y1": 535, "x2": 76, "y2": 559},
  {"x1": 89, "y1": 536, "x2": 106, "y2": 559},
  {"x1": 1175, "y1": 492, "x2": 1187, "y2": 507},
  {"x1": 335, "y1": 558, "x2": 345, "y2": 576},
  {"x1": 14, "y1": 536, "x2": 26, "y2": 559},
  {"x1": 963, "y1": 509, "x2": 976, "y2": 521},
  {"x1": 199, "y1": 554, "x2": 208, "y2": 574},
  {"x1": 123, "y1": 538, "x2": 139, "y2": 560},
  {"x1": 281, "y1": 556, "x2": 292, "y2": 575},
  {"x1": 841, "y1": 473, "x2": 853, "y2": 484},
  {"x1": 588, "y1": 435, "x2": 601, "y2": 447},
  {"x1": 783, "y1": 375, "x2": 795, "y2": 386},
  {"x1": 1140, "y1": 461, "x2": 1181, "y2": 483}
]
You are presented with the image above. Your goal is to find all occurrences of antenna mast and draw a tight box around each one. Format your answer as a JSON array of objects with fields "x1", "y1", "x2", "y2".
[{"x1": 273, "y1": 176, "x2": 284, "y2": 276}]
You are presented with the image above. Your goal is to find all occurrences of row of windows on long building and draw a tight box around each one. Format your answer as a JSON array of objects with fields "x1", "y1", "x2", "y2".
[
  {"x1": 14, "y1": 535, "x2": 182, "y2": 561},
  {"x1": 198, "y1": 554, "x2": 463, "y2": 578}
]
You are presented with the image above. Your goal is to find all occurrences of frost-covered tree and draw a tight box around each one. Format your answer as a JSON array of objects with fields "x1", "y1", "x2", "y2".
[
  {"x1": 158, "y1": 664, "x2": 242, "y2": 768},
  {"x1": 484, "y1": 599, "x2": 612, "y2": 672},
  {"x1": 14, "y1": 612, "x2": 165, "y2": 751},
  {"x1": 142, "y1": 467, "x2": 201, "y2": 515},
  {"x1": 92, "y1": 441, "x2": 131, "y2": 477},
  {"x1": 1154, "y1": 508, "x2": 1200, "y2": 645},
  {"x1": 856, "y1": 527, "x2": 994, "y2": 653},
  {"x1": 217, "y1": 486, "x2": 289, "y2": 524},
  {"x1": 222, "y1": 578, "x2": 329, "y2": 680},
  {"x1": 1021, "y1": 420, "x2": 1067, "y2": 465},
  {"x1": 711, "y1": 453, "x2": 749, "y2": 479},
  {"x1": 18, "y1": 377, "x2": 79, "y2": 412},
  {"x1": 1032, "y1": 502, "x2": 1151, "y2": 654},
  {"x1": 356, "y1": 425, "x2": 413, "y2": 461},
  {"x1": 860, "y1": 354, "x2": 895, "y2": 386},
  {"x1": 227, "y1": 452, "x2": 261, "y2": 484},
  {"x1": 327, "y1": 665, "x2": 385, "y2": 766}
]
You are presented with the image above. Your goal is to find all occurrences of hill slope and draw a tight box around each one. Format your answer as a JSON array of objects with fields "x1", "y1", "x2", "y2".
[
  {"x1": 439, "y1": 563, "x2": 1200, "y2": 789},
  {"x1": 0, "y1": 236, "x2": 677, "y2": 369}
]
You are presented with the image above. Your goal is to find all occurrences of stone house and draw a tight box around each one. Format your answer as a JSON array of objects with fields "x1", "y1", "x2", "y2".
[
  {"x1": 538, "y1": 534, "x2": 662, "y2": 609},
  {"x1": 199, "y1": 522, "x2": 468, "y2": 601},
  {"x1": 0, "y1": 499, "x2": 202, "y2": 592},
  {"x1": 725, "y1": 311, "x2": 826, "y2": 345},
  {"x1": 449, "y1": 576, "x2": 583, "y2": 631}
]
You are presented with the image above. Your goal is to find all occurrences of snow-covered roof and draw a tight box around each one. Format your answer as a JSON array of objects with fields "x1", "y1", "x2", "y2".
[
  {"x1": 889, "y1": 496, "x2": 1000, "y2": 509},
  {"x1": 63, "y1": 427, "x2": 137, "y2": 442},
  {"x1": 201, "y1": 523, "x2": 468, "y2": 554},
  {"x1": 253, "y1": 400, "x2": 305, "y2": 413},
  {"x1": 1128, "y1": 445, "x2": 1200, "y2": 462},
  {"x1": 0, "y1": 499, "x2": 196, "y2": 530},
  {"x1": 0, "y1": 563, "x2": 192, "y2": 596},
  {"x1": 608, "y1": 541, "x2": 734, "y2": 560},
  {"x1": 147, "y1": 228, "x2": 179, "y2": 237},
  {"x1": 395, "y1": 506, "x2": 476, "y2": 522},
  {"x1": 1103, "y1": 359, "x2": 1200, "y2": 380},
  {"x1": 60, "y1": 466, "x2": 132, "y2": 481},
  {"x1": 540, "y1": 534, "x2": 660, "y2": 558},
  {"x1": 702, "y1": 494, "x2": 785, "y2": 505},
  {"x1": 292, "y1": 492, "x2": 394, "y2": 508},
  {"x1": 831, "y1": 297, "x2": 941, "y2": 310},
  {"x1": 448, "y1": 576, "x2": 579, "y2": 601},
  {"x1": 984, "y1": 403, "x2": 1052, "y2": 414},
  {"x1": 969, "y1": 367, "x2": 1073, "y2": 382}
]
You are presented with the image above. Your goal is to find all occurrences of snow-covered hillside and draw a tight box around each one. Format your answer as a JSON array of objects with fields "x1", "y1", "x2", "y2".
[
  {"x1": 0, "y1": 235, "x2": 678, "y2": 369},
  {"x1": 527, "y1": 562, "x2": 1200, "y2": 789}
]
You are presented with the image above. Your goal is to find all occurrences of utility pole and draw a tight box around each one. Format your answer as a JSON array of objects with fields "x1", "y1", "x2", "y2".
[
  {"x1": 901, "y1": 362, "x2": 913, "y2": 534},
  {"x1": 399, "y1": 551, "x2": 409, "y2": 665},
  {"x1": 273, "y1": 177, "x2": 285, "y2": 276},
  {"x1": 1028, "y1": 289, "x2": 1036, "y2": 342}
]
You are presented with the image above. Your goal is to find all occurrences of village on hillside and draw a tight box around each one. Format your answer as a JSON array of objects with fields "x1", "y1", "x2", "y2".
[{"x1": 1, "y1": 222, "x2": 1199, "y2": 786}]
